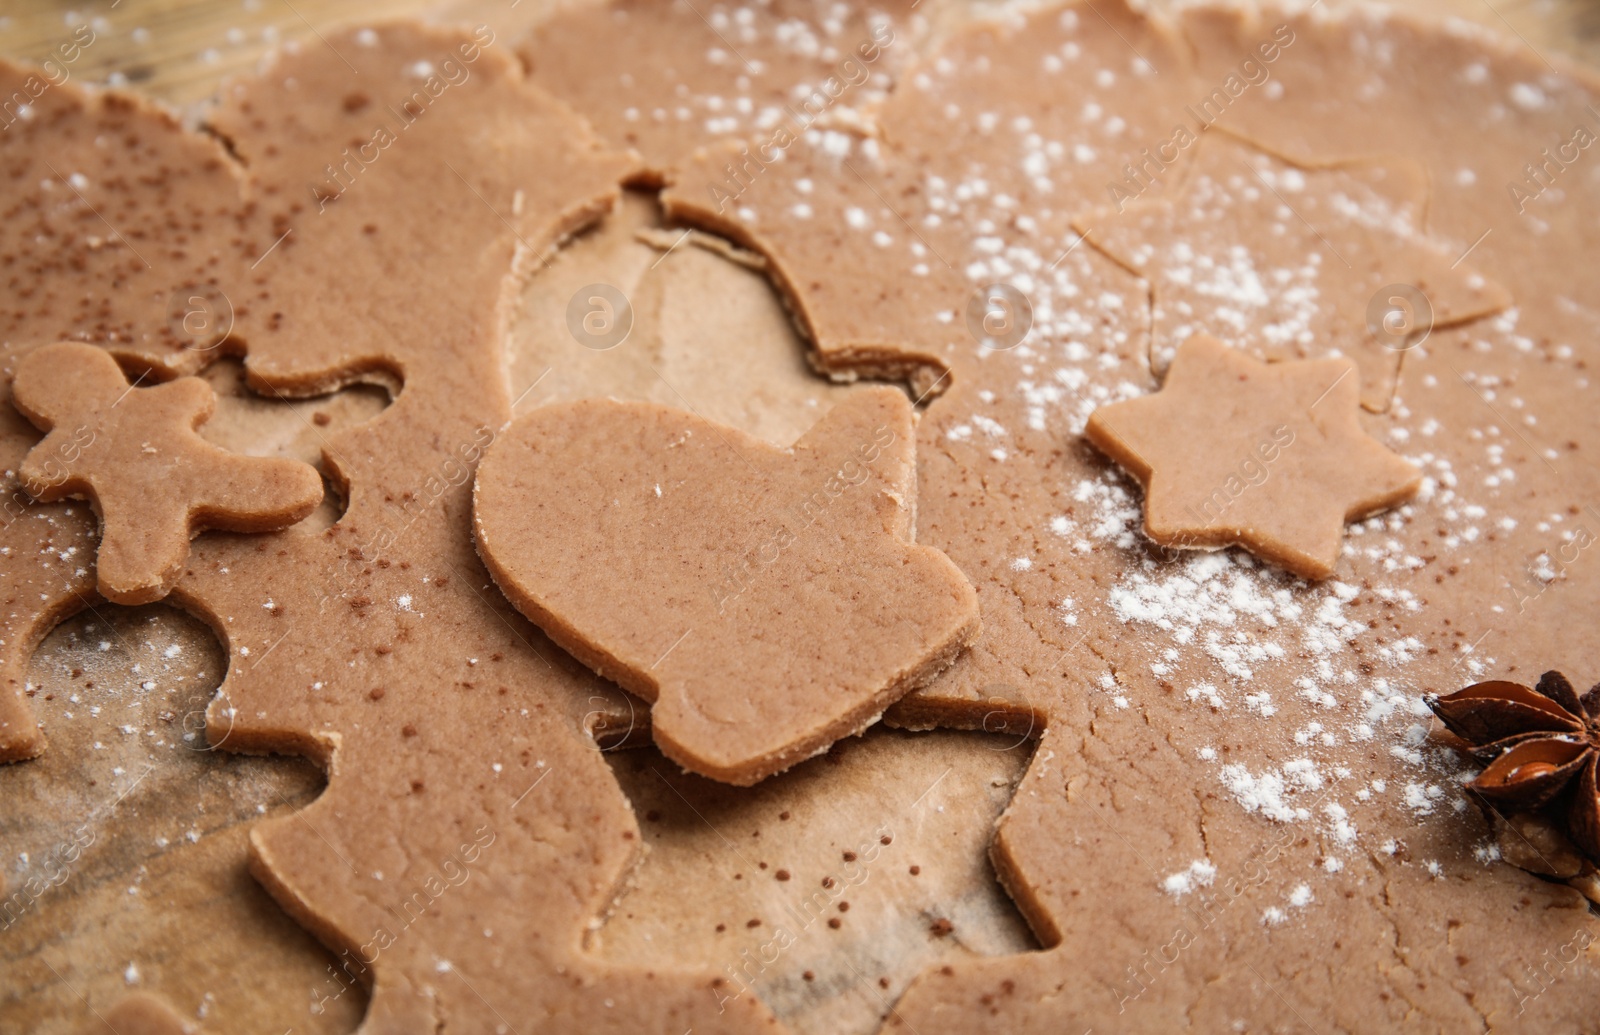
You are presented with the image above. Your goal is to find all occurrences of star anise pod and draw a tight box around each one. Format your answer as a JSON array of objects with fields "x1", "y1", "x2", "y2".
[{"x1": 1426, "y1": 670, "x2": 1600, "y2": 864}]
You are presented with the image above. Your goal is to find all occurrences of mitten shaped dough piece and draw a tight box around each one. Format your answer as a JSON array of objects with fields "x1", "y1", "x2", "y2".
[
  {"x1": 10, "y1": 342, "x2": 323, "y2": 604},
  {"x1": 474, "y1": 387, "x2": 980, "y2": 784}
]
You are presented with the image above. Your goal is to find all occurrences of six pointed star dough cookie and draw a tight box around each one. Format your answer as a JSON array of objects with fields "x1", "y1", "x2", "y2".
[
  {"x1": 11, "y1": 342, "x2": 323, "y2": 605},
  {"x1": 1085, "y1": 334, "x2": 1420, "y2": 580}
]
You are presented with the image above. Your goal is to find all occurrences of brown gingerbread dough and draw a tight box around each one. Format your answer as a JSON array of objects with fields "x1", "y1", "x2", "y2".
[
  {"x1": 0, "y1": 356, "x2": 94, "y2": 765},
  {"x1": 1085, "y1": 333, "x2": 1421, "y2": 579},
  {"x1": 7, "y1": 0, "x2": 1600, "y2": 1032},
  {"x1": 635, "y1": 0, "x2": 1600, "y2": 1031},
  {"x1": 11, "y1": 342, "x2": 324, "y2": 605},
  {"x1": 0, "y1": 22, "x2": 780, "y2": 1035},
  {"x1": 1076, "y1": 132, "x2": 1511, "y2": 411},
  {"x1": 522, "y1": 0, "x2": 946, "y2": 396},
  {"x1": 474, "y1": 387, "x2": 980, "y2": 784},
  {"x1": 72, "y1": 993, "x2": 190, "y2": 1035},
  {"x1": 519, "y1": 0, "x2": 920, "y2": 179}
]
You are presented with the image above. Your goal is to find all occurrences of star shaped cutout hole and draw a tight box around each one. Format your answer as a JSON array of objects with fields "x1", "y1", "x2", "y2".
[
  {"x1": 593, "y1": 728, "x2": 1038, "y2": 1035},
  {"x1": 1074, "y1": 134, "x2": 1511, "y2": 412},
  {"x1": 1085, "y1": 333, "x2": 1421, "y2": 580},
  {"x1": 9, "y1": 343, "x2": 324, "y2": 605}
]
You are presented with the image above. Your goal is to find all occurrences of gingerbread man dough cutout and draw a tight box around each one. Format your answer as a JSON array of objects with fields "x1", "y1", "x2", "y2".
[
  {"x1": 11, "y1": 342, "x2": 323, "y2": 605},
  {"x1": 474, "y1": 386, "x2": 981, "y2": 784}
]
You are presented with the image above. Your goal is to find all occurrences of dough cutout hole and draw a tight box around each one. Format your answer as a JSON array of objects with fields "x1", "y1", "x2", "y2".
[
  {"x1": 197, "y1": 357, "x2": 391, "y2": 531},
  {"x1": 1, "y1": 601, "x2": 362, "y2": 1035},
  {"x1": 507, "y1": 189, "x2": 868, "y2": 448},
  {"x1": 590, "y1": 727, "x2": 1043, "y2": 1035}
]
